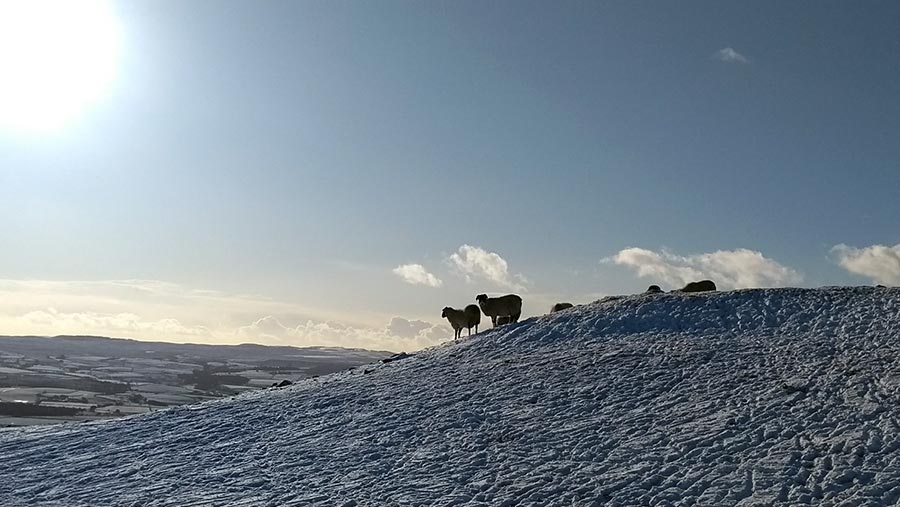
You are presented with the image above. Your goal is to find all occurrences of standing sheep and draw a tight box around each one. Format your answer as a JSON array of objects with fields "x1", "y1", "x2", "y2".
[
  {"x1": 464, "y1": 304, "x2": 481, "y2": 336},
  {"x1": 550, "y1": 302, "x2": 574, "y2": 313},
  {"x1": 476, "y1": 294, "x2": 523, "y2": 327},
  {"x1": 441, "y1": 307, "x2": 468, "y2": 341}
]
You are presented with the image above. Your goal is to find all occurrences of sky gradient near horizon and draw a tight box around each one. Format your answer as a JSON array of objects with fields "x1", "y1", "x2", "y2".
[{"x1": 2, "y1": 1, "x2": 900, "y2": 351}]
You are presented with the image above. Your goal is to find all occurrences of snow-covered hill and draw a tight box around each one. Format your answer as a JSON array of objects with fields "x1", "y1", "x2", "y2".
[{"x1": 3, "y1": 287, "x2": 900, "y2": 506}]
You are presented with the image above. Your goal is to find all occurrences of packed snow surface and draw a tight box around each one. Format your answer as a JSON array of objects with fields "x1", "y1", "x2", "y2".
[{"x1": 4, "y1": 287, "x2": 900, "y2": 506}]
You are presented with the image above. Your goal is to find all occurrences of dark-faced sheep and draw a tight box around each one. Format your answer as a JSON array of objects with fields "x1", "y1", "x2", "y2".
[
  {"x1": 476, "y1": 294, "x2": 522, "y2": 327},
  {"x1": 464, "y1": 304, "x2": 481, "y2": 336},
  {"x1": 441, "y1": 307, "x2": 467, "y2": 341},
  {"x1": 681, "y1": 280, "x2": 717, "y2": 293},
  {"x1": 550, "y1": 302, "x2": 573, "y2": 313}
]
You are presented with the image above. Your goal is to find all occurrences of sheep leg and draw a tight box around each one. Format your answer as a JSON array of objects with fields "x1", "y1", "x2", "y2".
[{"x1": 491, "y1": 316, "x2": 497, "y2": 327}]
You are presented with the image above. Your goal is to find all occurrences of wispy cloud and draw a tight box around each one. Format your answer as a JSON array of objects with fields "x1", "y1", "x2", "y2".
[
  {"x1": 713, "y1": 47, "x2": 749, "y2": 64},
  {"x1": 392, "y1": 263, "x2": 443, "y2": 288},
  {"x1": 447, "y1": 244, "x2": 527, "y2": 291},
  {"x1": 832, "y1": 243, "x2": 900, "y2": 285},
  {"x1": 603, "y1": 247, "x2": 801, "y2": 290}
]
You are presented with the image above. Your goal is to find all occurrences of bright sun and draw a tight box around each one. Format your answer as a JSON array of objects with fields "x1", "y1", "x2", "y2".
[{"x1": 0, "y1": 0, "x2": 121, "y2": 133}]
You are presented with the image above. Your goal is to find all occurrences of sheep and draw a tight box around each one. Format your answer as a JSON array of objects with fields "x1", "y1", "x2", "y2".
[
  {"x1": 550, "y1": 302, "x2": 573, "y2": 313},
  {"x1": 680, "y1": 280, "x2": 717, "y2": 293},
  {"x1": 464, "y1": 304, "x2": 481, "y2": 335},
  {"x1": 476, "y1": 293, "x2": 523, "y2": 327},
  {"x1": 646, "y1": 285, "x2": 663, "y2": 294},
  {"x1": 441, "y1": 307, "x2": 468, "y2": 341}
]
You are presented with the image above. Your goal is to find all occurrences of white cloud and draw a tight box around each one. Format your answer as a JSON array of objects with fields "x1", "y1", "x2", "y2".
[
  {"x1": 604, "y1": 247, "x2": 802, "y2": 290},
  {"x1": 447, "y1": 244, "x2": 527, "y2": 291},
  {"x1": 832, "y1": 243, "x2": 900, "y2": 285},
  {"x1": 386, "y1": 316, "x2": 432, "y2": 338},
  {"x1": 392, "y1": 263, "x2": 443, "y2": 288},
  {"x1": 713, "y1": 47, "x2": 749, "y2": 64}
]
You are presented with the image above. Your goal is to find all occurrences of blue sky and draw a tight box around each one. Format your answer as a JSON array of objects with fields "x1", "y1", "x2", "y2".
[{"x1": 2, "y1": 1, "x2": 900, "y2": 350}]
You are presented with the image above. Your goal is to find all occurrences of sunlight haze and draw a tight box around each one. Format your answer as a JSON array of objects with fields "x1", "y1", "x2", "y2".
[{"x1": 0, "y1": 0, "x2": 121, "y2": 132}]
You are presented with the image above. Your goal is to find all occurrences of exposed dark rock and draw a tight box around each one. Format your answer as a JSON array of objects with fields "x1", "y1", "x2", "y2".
[
  {"x1": 380, "y1": 352, "x2": 413, "y2": 364},
  {"x1": 550, "y1": 302, "x2": 574, "y2": 313}
]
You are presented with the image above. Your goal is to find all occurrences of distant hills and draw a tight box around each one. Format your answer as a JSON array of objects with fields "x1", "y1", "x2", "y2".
[
  {"x1": 0, "y1": 335, "x2": 391, "y2": 427},
  {"x1": 0, "y1": 335, "x2": 391, "y2": 363}
]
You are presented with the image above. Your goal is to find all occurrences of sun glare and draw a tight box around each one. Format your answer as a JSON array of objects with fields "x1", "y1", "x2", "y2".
[{"x1": 0, "y1": 0, "x2": 121, "y2": 133}]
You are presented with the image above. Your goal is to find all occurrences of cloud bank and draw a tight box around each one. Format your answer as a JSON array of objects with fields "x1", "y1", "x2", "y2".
[
  {"x1": 392, "y1": 263, "x2": 443, "y2": 287},
  {"x1": 832, "y1": 243, "x2": 900, "y2": 285},
  {"x1": 235, "y1": 315, "x2": 449, "y2": 351},
  {"x1": 605, "y1": 247, "x2": 802, "y2": 290},
  {"x1": 714, "y1": 47, "x2": 749, "y2": 64},
  {"x1": 448, "y1": 244, "x2": 527, "y2": 291},
  {"x1": 0, "y1": 279, "x2": 451, "y2": 352},
  {"x1": 19, "y1": 308, "x2": 211, "y2": 338}
]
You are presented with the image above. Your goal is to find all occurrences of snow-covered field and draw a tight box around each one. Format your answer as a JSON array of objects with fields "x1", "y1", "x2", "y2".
[{"x1": 3, "y1": 287, "x2": 900, "y2": 506}]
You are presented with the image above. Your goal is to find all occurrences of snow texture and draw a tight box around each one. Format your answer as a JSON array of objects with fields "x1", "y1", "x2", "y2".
[{"x1": 3, "y1": 287, "x2": 900, "y2": 506}]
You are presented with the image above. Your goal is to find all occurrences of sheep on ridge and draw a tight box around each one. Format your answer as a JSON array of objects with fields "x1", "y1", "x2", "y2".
[
  {"x1": 680, "y1": 280, "x2": 717, "y2": 293},
  {"x1": 441, "y1": 307, "x2": 468, "y2": 341},
  {"x1": 464, "y1": 304, "x2": 481, "y2": 336},
  {"x1": 550, "y1": 302, "x2": 573, "y2": 313},
  {"x1": 476, "y1": 294, "x2": 523, "y2": 327}
]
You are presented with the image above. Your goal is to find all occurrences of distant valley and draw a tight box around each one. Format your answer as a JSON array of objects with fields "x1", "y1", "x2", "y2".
[{"x1": 0, "y1": 335, "x2": 391, "y2": 427}]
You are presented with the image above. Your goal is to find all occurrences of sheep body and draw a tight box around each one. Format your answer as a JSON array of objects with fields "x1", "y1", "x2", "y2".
[
  {"x1": 681, "y1": 280, "x2": 717, "y2": 293},
  {"x1": 550, "y1": 302, "x2": 574, "y2": 313},
  {"x1": 464, "y1": 304, "x2": 481, "y2": 335},
  {"x1": 441, "y1": 307, "x2": 468, "y2": 341},
  {"x1": 476, "y1": 294, "x2": 523, "y2": 327}
]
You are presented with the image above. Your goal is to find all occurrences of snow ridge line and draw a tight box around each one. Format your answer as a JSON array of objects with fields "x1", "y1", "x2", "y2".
[{"x1": 493, "y1": 287, "x2": 900, "y2": 348}]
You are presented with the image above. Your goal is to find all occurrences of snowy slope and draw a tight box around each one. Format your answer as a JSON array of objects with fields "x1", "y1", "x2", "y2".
[{"x1": 3, "y1": 287, "x2": 900, "y2": 506}]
